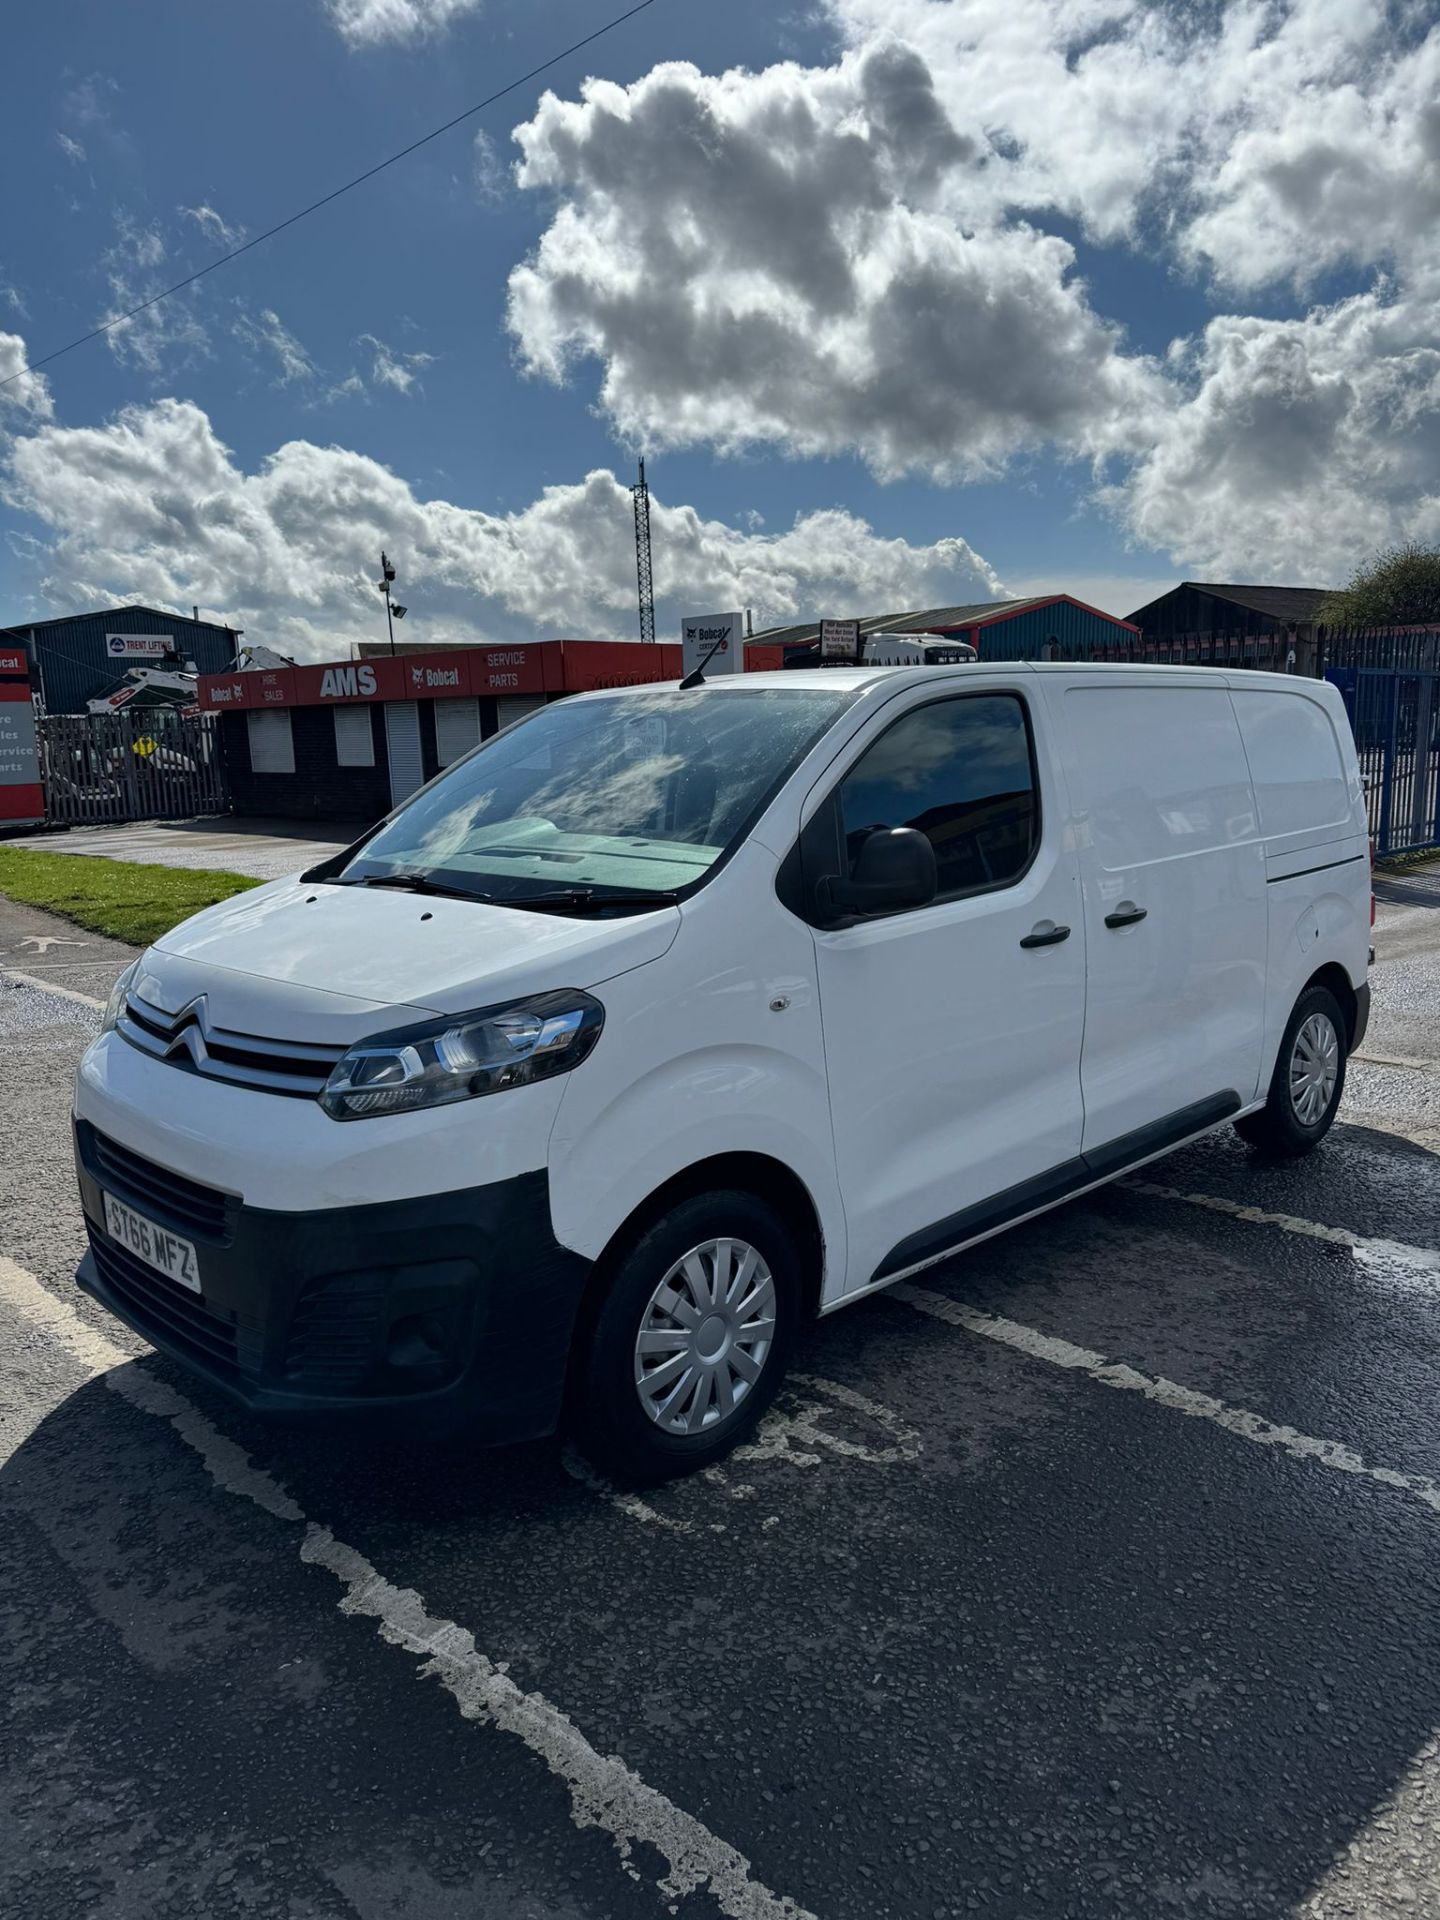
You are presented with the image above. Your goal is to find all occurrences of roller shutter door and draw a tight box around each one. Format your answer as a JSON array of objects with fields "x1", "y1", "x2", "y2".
[
  {"x1": 496, "y1": 694, "x2": 546, "y2": 731},
  {"x1": 333, "y1": 704, "x2": 375, "y2": 767},
  {"x1": 247, "y1": 709, "x2": 295, "y2": 774},
  {"x1": 384, "y1": 701, "x2": 424, "y2": 808},
  {"x1": 435, "y1": 697, "x2": 481, "y2": 766}
]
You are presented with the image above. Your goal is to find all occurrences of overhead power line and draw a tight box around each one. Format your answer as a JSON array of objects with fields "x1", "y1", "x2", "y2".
[{"x1": 0, "y1": 0, "x2": 660, "y2": 393}]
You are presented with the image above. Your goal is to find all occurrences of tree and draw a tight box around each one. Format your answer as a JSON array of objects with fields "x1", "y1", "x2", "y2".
[{"x1": 1321, "y1": 542, "x2": 1440, "y2": 629}]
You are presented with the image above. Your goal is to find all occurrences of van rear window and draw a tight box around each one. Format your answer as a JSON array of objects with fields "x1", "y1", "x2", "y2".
[{"x1": 1231, "y1": 691, "x2": 1351, "y2": 840}]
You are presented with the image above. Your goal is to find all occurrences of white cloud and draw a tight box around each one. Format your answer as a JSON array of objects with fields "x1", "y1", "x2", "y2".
[
  {"x1": 504, "y1": 3, "x2": 1440, "y2": 579},
  {"x1": 56, "y1": 131, "x2": 86, "y2": 164},
  {"x1": 0, "y1": 333, "x2": 53, "y2": 422},
  {"x1": 100, "y1": 214, "x2": 208, "y2": 374},
  {"x1": 1110, "y1": 281, "x2": 1440, "y2": 581},
  {"x1": 2, "y1": 395, "x2": 1003, "y2": 658},
  {"x1": 324, "y1": 0, "x2": 482, "y2": 46},
  {"x1": 182, "y1": 203, "x2": 246, "y2": 251},
  {"x1": 508, "y1": 44, "x2": 1169, "y2": 481},
  {"x1": 233, "y1": 307, "x2": 316, "y2": 385},
  {"x1": 359, "y1": 333, "x2": 434, "y2": 394},
  {"x1": 472, "y1": 128, "x2": 506, "y2": 202}
]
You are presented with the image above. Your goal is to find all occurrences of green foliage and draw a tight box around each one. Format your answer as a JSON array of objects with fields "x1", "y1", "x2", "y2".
[
  {"x1": 0, "y1": 846, "x2": 260, "y2": 946},
  {"x1": 1321, "y1": 543, "x2": 1440, "y2": 629}
]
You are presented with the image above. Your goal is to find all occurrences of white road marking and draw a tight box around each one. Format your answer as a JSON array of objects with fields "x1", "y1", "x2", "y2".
[
  {"x1": 1123, "y1": 1180, "x2": 1440, "y2": 1277},
  {"x1": 0, "y1": 1256, "x2": 816, "y2": 1920},
  {"x1": 892, "y1": 1281, "x2": 1440, "y2": 1520},
  {"x1": 1, "y1": 969, "x2": 107, "y2": 1010},
  {"x1": 560, "y1": 1446, "x2": 698, "y2": 1533},
  {"x1": 19, "y1": 934, "x2": 87, "y2": 952}
]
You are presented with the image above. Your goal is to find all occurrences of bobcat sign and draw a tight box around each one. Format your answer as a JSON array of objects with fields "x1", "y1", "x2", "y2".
[{"x1": 680, "y1": 612, "x2": 743, "y2": 678}]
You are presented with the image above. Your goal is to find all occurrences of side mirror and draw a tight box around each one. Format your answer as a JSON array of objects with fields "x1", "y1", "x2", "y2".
[{"x1": 818, "y1": 827, "x2": 937, "y2": 919}]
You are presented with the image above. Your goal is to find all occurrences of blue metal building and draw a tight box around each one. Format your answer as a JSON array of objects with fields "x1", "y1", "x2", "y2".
[{"x1": 0, "y1": 605, "x2": 241, "y2": 714}]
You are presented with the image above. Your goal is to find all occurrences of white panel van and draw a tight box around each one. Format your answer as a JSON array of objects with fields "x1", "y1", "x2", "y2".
[{"x1": 73, "y1": 664, "x2": 1371, "y2": 1479}]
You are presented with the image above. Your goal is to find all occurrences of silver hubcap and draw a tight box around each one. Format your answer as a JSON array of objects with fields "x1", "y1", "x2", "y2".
[
  {"x1": 634, "y1": 1238, "x2": 776, "y2": 1435},
  {"x1": 1289, "y1": 1011, "x2": 1339, "y2": 1126}
]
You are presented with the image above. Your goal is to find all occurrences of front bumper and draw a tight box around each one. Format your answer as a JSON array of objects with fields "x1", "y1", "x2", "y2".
[
  {"x1": 1351, "y1": 980, "x2": 1371, "y2": 1055},
  {"x1": 74, "y1": 1120, "x2": 591, "y2": 1442}
]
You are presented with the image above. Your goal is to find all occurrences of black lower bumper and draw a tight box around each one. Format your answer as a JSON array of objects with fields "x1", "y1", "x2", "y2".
[
  {"x1": 74, "y1": 1120, "x2": 591, "y2": 1443},
  {"x1": 1351, "y1": 980, "x2": 1371, "y2": 1055}
]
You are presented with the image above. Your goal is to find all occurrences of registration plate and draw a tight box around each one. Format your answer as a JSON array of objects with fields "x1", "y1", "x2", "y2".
[{"x1": 102, "y1": 1191, "x2": 201, "y2": 1294}]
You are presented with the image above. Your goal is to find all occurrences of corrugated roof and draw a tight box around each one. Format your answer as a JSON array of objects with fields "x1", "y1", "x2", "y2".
[
  {"x1": 1, "y1": 602, "x2": 238, "y2": 635},
  {"x1": 748, "y1": 599, "x2": 1046, "y2": 648},
  {"x1": 1130, "y1": 582, "x2": 1332, "y2": 625}
]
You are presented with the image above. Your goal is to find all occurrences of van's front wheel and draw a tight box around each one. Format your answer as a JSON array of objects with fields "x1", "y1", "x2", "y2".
[
  {"x1": 1235, "y1": 984, "x2": 1347, "y2": 1158},
  {"x1": 576, "y1": 1191, "x2": 800, "y2": 1482}
]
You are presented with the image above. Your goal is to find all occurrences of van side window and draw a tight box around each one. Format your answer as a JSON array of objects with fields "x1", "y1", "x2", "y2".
[{"x1": 837, "y1": 694, "x2": 1037, "y2": 899}]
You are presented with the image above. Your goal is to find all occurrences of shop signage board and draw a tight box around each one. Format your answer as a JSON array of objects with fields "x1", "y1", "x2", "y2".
[
  {"x1": 0, "y1": 649, "x2": 43, "y2": 826},
  {"x1": 681, "y1": 613, "x2": 743, "y2": 678},
  {"x1": 106, "y1": 634, "x2": 174, "y2": 660},
  {"x1": 199, "y1": 642, "x2": 571, "y2": 710},
  {"x1": 819, "y1": 618, "x2": 861, "y2": 663}
]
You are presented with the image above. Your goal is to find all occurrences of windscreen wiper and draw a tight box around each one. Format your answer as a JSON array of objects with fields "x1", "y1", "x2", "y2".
[
  {"x1": 507, "y1": 887, "x2": 680, "y2": 914},
  {"x1": 346, "y1": 871, "x2": 490, "y2": 900}
]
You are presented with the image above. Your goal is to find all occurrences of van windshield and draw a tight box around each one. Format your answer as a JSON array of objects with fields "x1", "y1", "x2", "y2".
[{"x1": 333, "y1": 686, "x2": 848, "y2": 909}]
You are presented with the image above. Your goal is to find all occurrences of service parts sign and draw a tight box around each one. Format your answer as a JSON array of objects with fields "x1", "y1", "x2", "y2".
[
  {"x1": 0, "y1": 648, "x2": 43, "y2": 825},
  {"x1": 106, "y1": 633, "x2": 173, "y2": 660},
  {"x1": 681, "y1": 612, "x2": 743, "y2": 678}
]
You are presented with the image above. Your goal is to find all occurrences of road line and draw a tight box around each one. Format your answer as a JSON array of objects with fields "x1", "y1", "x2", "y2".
[
  {"x1": 0, "y1": 1256, "x2": 816, "y2": 1920},
  {"x1": 561, "y1": 1446, "x2": 697, "y2": 1532},
  {"x1": 892, "y1": 1282, "x2": 1440, "y2": 1520},
  {"x1": 1123, "y1": 1180, "x2": 1440, "y2": 1275},
  {"x1": 1, "y1": 968, "x2": 107, "y2": 1010}
]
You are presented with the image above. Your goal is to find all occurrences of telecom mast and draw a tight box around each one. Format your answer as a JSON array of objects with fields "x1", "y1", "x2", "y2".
[{"x1": 631, "y1": 457, "x2": 656, "y2": 644}]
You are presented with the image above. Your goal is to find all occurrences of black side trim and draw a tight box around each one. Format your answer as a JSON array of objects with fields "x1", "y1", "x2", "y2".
[
  {"x1": 1079, "y1": 1090, "x2": 1241, "y2": 1184},
  {"x1": 1266, "y1": 854, "x2": 1364, "y2": 885},
  {"x1": 874, "y1": 1089, "x2": 1242, "y2": 1281}
]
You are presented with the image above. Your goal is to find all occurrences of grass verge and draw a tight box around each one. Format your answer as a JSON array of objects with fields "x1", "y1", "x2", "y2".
[{"x1": 0, "y1": 846, "x2": 261, "y2": 947}]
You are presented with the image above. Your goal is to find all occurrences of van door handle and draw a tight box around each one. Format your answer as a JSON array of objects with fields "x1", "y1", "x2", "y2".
[
  {"x1": 1104, "y1": 904, "x2": 1148, "y2": 929},
  {"x1": 1020, "y1": 922, "x2": 1071, "y2": 949}
]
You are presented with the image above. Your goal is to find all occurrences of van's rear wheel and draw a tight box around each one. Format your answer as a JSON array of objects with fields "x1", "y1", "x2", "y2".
[
  {"x1": 576, "y1": 1190, "x2": 799, "y2": 1482},
  {"x1": 1235, "y1": 985, "x2": 1347, "y2": 1158}
]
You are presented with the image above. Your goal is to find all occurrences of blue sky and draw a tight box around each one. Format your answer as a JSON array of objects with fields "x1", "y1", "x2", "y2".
[{"x1": 0, "y1": 0, "x2": 1434, "y2": 658}]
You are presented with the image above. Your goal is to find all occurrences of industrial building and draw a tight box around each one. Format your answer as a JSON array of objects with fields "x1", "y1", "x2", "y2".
[
  {"x1": 199, "y1": 639, "x2": 682, "y2": 819},
  {"x1": 1126, "y1": 583, "x2": 1330, "y2": 645},
  {"x1": 0, "y1": 605, "x2": 240, "y2": 714},
  {"x1": 744, "y1": 595, "x2": 1139, "y2": 667}
]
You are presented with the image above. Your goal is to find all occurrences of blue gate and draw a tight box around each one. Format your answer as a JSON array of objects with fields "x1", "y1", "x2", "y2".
[{"x1": 1326, "y1": 665, "x2": 1440, "y2": 855}]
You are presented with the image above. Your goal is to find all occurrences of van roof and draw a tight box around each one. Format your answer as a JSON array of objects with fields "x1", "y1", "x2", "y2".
[{"x1": 642, "y1": 661, "x2": 1329, "y2": 695}]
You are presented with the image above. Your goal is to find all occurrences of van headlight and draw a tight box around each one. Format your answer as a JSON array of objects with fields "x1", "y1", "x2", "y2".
[
  {"x1": 319, "y1": 990, "x2": 604, "y2": 1121},
  {"x1": 101, "y1": 959, "x2": 141, "y2": 1035}
]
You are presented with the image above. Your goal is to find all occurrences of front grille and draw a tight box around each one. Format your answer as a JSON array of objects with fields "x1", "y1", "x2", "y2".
[
  {"x1": 89, "y1": 1229, "x2": 240, "y2": 1374},
  {"x1": 283, "y1": 1271, "x2": 387, "y2": 1386},
  {"x1": 117, "y1": 989, "x2": 346, "y2": 1098},
  {"x1": 87, "y1": 1127, "x2": 235, "y2": 1242}
]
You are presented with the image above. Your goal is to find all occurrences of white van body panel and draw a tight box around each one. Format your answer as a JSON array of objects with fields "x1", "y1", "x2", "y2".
[
  {"x1": 803, "y1": 674, "x2": 1087, "y2": 1296},
  {"x1": 1044, "y1": 675, "x2": 1270, "y2": 1145},
  {"x1": 546, "y1": 838, "x2": 848, "y2": 1286},
  {"x1": 154, "y1": 875, "x2": 681, "y2": 1019}
]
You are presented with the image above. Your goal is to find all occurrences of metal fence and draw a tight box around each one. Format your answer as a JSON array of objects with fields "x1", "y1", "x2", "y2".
[
  {"x1": 1326, "y1": 664, "x2": 1440, "y2": 856},
  {"x1": 38, "y1": 708, "x2": 229, "y2": 826}
]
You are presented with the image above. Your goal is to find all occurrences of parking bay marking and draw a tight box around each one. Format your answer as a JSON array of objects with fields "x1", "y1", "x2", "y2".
[
  {"x1": 891, "y1": 1281, "x2": 1440, "y2": 1521},
  {"x1": 0, "y1": 1256, "x2": 817, "y2": 1920},
  {"x1": 1122, "y1": 1179, "x2": 1440, "y2": 1279}
]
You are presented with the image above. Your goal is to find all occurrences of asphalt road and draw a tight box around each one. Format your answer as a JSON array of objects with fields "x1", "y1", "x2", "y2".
[{"x1": 2, "y1": 863, "x2": 1439, "y2": 1920}]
